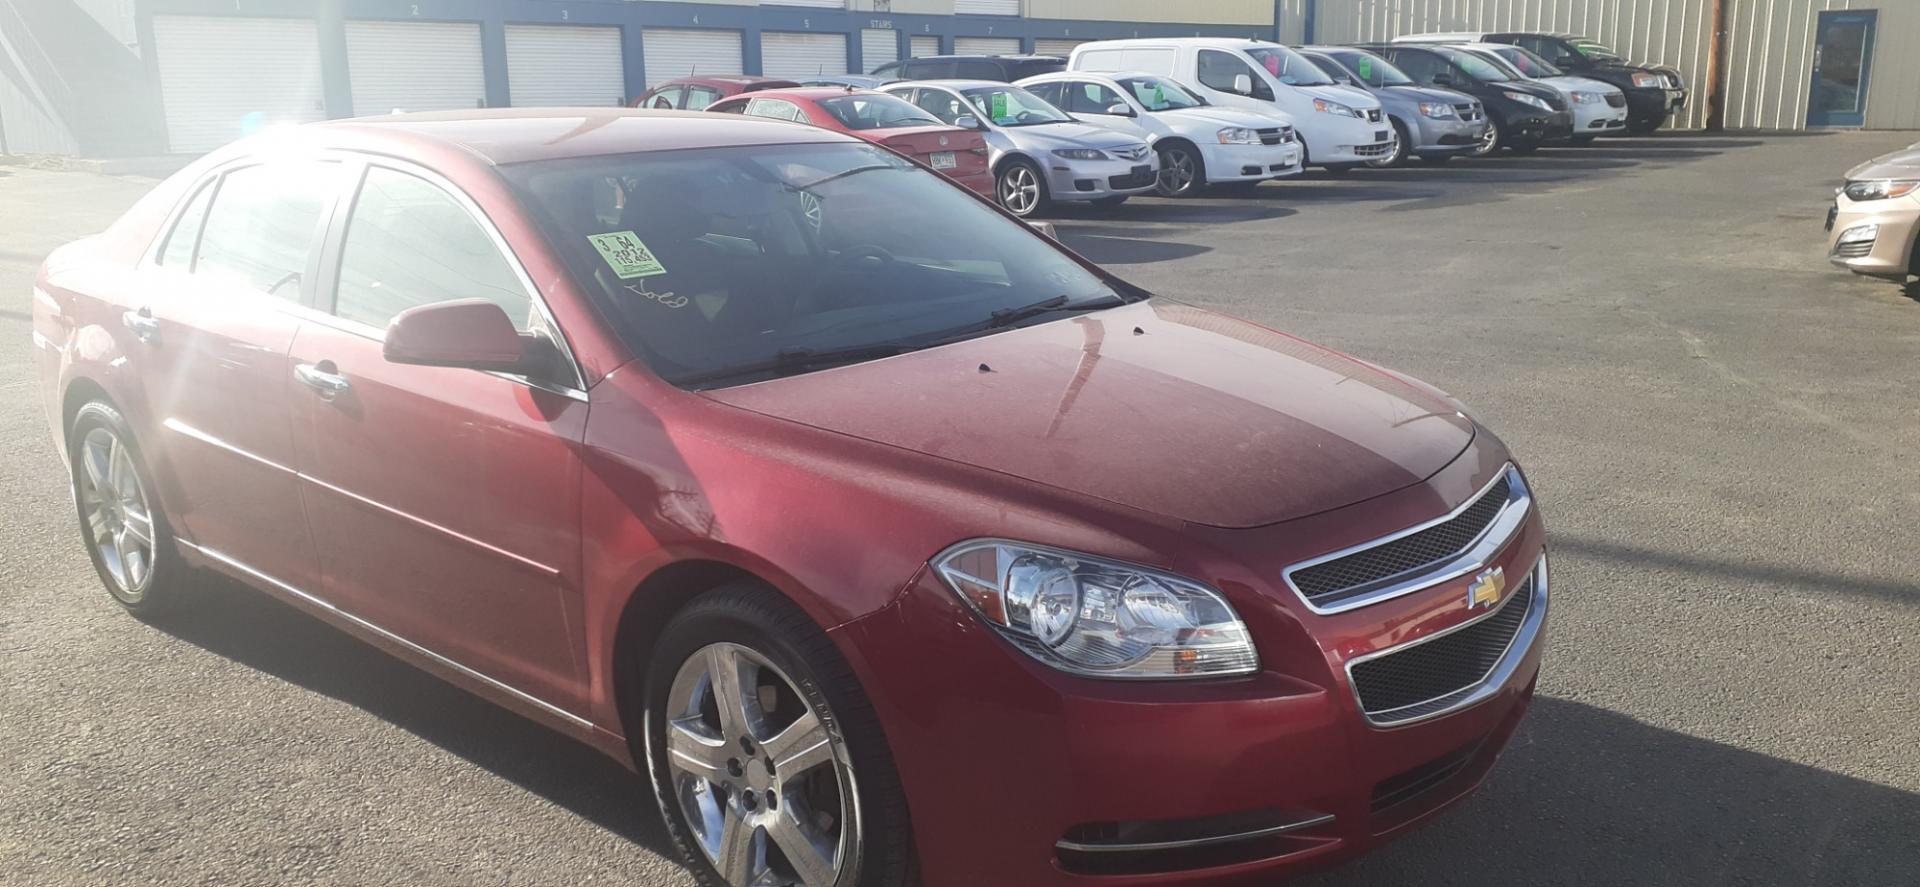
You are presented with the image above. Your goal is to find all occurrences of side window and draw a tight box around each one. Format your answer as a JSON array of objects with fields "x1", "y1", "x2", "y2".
[
  {"x1": 334, "y1": 166, "x2": 533, "y2": 332},
  {"x1": 195, "y1": 161, "x2": 340, "y2": 300},
  {"x1": 158, "y1": 179, "x2": 216, "y2": 268},
  {"x1": 708, "y1": 99, "x2": 748, "y2": 114},
  {"x1": 649, "y1": 87, "x2": 683, "y2": 110},
  {"x1": 1197, "y1": 50, "x2": 1269, "y2": 99},
  {"x1": 745, "y1": 98, "x2": 803, "y2": 121},
  {"x1": 1068, "y1": 81, "x2": 1127, "y2": 114},
  {"x1": 685, "y1": 86, "x2": 723, "y2": 109},
  {"x1": 1387, "y1": 50, "x2": 1444, "y2": 85},
  {"x1": 912, "y1": 89, "x2": 965, "y2": 124},
  {"x1": 1023, "y1": 81, "x2": 1063, "y2": 107}
]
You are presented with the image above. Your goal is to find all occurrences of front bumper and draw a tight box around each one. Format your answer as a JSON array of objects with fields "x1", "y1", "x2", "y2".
[
  {"x1": 1045, "y1": 154, "x2": 1161, "y2": 201},
  {"x1": 1505, "y1": 109, "x2": 1574, "y2": 144},
  {"x1": 1201, "y1": 140, "x2": 1303, "y2": 182},
  {"x1": 1570, "y1": 101, "x2": 1628, "y2": 136},
  {"x1": 1827, "y1": 195, "x2": 1920, "y2": 277},
  {"x1": 838, "y1": 451, "x2": 1548, "y2": 886},
  {"x1": 1409, "y1": 115, "x2": 1490, "y2": 156},
  {"x1": 1302, "y1": 115, "x2": 1397, "y2": 165},
  {"x1": 1624, "y1": 86, "x2": 1684, "y2": 127}
]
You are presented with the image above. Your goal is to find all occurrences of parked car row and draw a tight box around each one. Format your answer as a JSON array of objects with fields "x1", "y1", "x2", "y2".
[{"x1": 627, "y1": 32, "x2": 1683, "y2": 219}]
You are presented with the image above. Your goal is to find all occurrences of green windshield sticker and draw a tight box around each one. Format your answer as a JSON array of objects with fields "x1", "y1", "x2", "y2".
[
  {"x1": 1152, "y1": 83, "x2": 1166, "y2": 104},
  {"x1": 1357, "y1": 57, "x2": 1374, "y2": 80},
  {"x1": 990, "y1": 92, "x2": 1009, "y2": 120},
  {"x1": 588, "y1": 231, "x2": 667, "y2": 279}
]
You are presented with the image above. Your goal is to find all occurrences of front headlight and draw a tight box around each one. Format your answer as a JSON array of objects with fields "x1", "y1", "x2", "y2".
[
  {"x1": 1503, "y1": 91, "x2": 1552, "y2": 111},
  {"x1": 1313, "y1": 98, "x2": 1359, "y2": 118},
  {"x1": 1418, "y1": 102, "x2": 1457, "y2": 119},
  {"x1": 933, "y1": 540, "x2": 1258, "y2": 679},
  {"x1": 1842, "y1": 179, "x2": 1920, "y2": 202},
  {"x1": 1052, "y1": 148, "x2": 1108, "y2": 160},
  {"x1": 1216, "y1": 127, "x2": 1260, "y2": 145},
  {"x1": 1570, "y1": 91, "x2": 1601, "y2": 104},
  {"x1": 1631, "y1": 72, "x2": 1663, "y2": 89}
]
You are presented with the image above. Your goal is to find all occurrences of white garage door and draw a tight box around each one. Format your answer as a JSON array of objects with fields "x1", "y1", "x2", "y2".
[
  {"x1": 762, "y1": 31, "x2": 847, "y2": 81},
  {"x1": 643, "y1": 28, "x2": 743, "y2": 87},
  {"x1": 860, "y1": 29, "x2": 898, "y2": 75},
  {"x1": 762, "y1": 0, "x2": 843, "y2": 6},
  {"x1": 153, "y1": 15, "x2": 324, "y2": 153},
  {"x1": 345, "y1": 20, "x2": 485, "y2": 117},
  {"x1": 910, "y1": 35, "x2": 940, "y2": 58},
  {"x1": 954, "y1": 36, "x2": 1020, "y2": 56},
  {"x1": 507, "y1": 25, "x2": 626, "y2": 107},
  {"x1": 956, "y1": 0, "x2": 1021, "y2": 14},
  {"x1": 1034, "y1": 39, "x2": 1085, "y2": 57}
]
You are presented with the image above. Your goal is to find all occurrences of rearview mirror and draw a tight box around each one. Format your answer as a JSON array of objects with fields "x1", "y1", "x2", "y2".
[
  {"x1": 953, "y1": 114, "x2": 983, "y2": 130},
  {"x1": 1104, "y1": 103, "x2": 1136, "y2": 117},
  {"x1": 384, "y1": 299, "x2": 542, "y2": 375},
  {"x1": 1232, "y1": 73, "x2": 1254, "y2": 96}
]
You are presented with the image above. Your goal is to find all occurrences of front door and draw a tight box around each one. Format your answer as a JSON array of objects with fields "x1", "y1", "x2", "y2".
[
  {"x1": 1807, "y1": 10, "x2": 1878, "y2": 128},
  {"x1": 134, "y1": 159, "x2": 343, "y2": 592},
  {"x1": 288, "y1": 160, "x2": 589, "y2": 711}
]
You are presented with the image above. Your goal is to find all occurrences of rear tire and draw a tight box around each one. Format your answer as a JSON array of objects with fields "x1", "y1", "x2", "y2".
[
  {"x1": 643, "y1": 583, "x2": 913, "y2": 887},
  {"x1": 68, "y1": 401, "x2": 188, "y2": 619},
  {"x1": 995, "y1": 158, "x2": 1050, "y2": 218}
]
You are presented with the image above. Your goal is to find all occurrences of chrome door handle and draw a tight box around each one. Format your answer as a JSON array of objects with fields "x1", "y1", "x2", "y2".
[
  {"x1": 294, "y1": 362, "x2": 351, "y2": 397},
  {"x1": 121, "y1": 307, "x2": 159, "y2": 342}
]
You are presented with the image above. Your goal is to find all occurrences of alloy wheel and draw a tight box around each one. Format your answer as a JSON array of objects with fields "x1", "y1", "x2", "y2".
[
  {"x1": 1157, "y1": 147, "x2": 1197, "y2": 196},
  {"x1": 665, "y1": 642, "x2": 855, "y2": 887},
  {"x1": 1470, "y1": 124, "x2": 1500, "y2": 158},
  {"x1": 999, "y1": 165, "x2": 1040, "y2": 216},
  {"x1": 77, "y1": 426, "x2": 155, "y2": 603}
]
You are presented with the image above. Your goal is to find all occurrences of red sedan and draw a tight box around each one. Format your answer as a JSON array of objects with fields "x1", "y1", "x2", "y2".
[
  {"x1": 708, "y1": 87, "x2": 995, "y2": 198},
  {"x1": 632, "y1": 75, "x2": 800, "y2": 110},
  {"x1": 32, "y1": 109, "x2": 1548, "y2": 887}
]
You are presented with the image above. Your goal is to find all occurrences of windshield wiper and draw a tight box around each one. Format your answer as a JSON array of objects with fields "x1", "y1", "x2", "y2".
[
  {"x1": 988, "y1": 294, "x2": 1072, "y2": 328},
  {"x1": 789, "y1": 164, "x2": 900, "y2": 193},
  {"x1": 679, "y1": 342, "x2": 918, "y2": 388}
]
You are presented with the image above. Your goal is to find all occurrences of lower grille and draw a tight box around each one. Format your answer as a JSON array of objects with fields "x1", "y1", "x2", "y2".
[
  {"x1": 1350, "y1": 576, "x2": 1535, "y2": 724},
  {"x1": 1056, "y1": 808, "x2": 1336, "y2": 876},
  {"x1": 1370, "y1": 740, "x2": 1481, "y2": 814},
  {"x1": 1605, "y1": 93, "x2": 1627, "y2": 108},
  {"x1": 1353, "y1": 141, "x2": 1394, "y2": 157},
  {"x1": 1835, "y1": 239, "x2": 1874, "y2": 258},
  {"x1": 1107, "y1": 169, "x2": 1154, "y2": 190}
]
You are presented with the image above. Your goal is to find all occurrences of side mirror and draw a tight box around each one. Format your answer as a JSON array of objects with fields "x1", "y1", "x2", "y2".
[
  {"x1": 1334, "y1": 74, "x2": 1356, "y2": 87},
  {"x1": 384, "y1": 299, "x2": 540, "y2": 375},
  {"x1": 1432, "y1": 72, "x2": 1455, "y2": 87},
  {"x1": 954, "y1": 114, "x2": 983, "y2": 130},
  {"x1": 1232, "y1": 73, "x2": 1254, "y2": 96},
  {"x1": 1104, "y1": 103, "x2": 1136, "y2": 117}
]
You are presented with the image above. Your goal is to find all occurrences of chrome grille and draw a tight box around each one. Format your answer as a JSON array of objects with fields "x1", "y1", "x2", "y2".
[
  {"x1": 1256, "y1": 126, "x2": 1294, "y2": 145},
  {"x1": 1288, "y1": 471, "x2": 1518, "y2": 610},
  {"x1": 1112, "y1": 145, "x2": 1149, "y2": 162},
  {"x1": 1453, "y1": 102, "x2": 1483, "y2": 122},
  {"x1": 1350, "y1": 574, "x2": 1535, "y2": 726}
]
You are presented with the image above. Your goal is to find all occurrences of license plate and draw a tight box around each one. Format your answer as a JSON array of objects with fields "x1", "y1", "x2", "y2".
[
  {"x1": 1132, "y1": 165, "x2": 1151, "y2": 176},
  {"x1": 1376, "y1": 130, "x2": 1390, "y2": 141},
  {"x1": 930, "y1": 152, "x2": 957, "y2": 170}
]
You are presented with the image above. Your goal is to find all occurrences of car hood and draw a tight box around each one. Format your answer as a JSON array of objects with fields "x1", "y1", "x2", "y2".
[
  {"x1": 704, "y1": 301, "x2": 1475, "y2": 528},
  {"x1": 1847, "y1": 145, "x2": 1920, "y2": 180},
  {"x1": 1008, "y1": 121, "x2": 1145, "y2": 151},
  {"x1": 1301, "y1": 83, "x2": 1383, "y2": 112},
  {"x1": 1541, "y1": 75, "x2": 1619, "y2": 95},
  {"x1": 1159, "y1": 106, "x2": 1294, "y2": 130},
  {"x1": 1382, "y1": 84, "x2": 1475, "y2": 105}
]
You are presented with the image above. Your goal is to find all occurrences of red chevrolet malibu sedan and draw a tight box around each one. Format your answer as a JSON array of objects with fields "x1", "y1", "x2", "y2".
[
  {"x1": 707, "y1": 87, "x2": 996, "y2": 199},
  {"x1": 31, "y1": 109, "x2": 1548, "y2": 887}
]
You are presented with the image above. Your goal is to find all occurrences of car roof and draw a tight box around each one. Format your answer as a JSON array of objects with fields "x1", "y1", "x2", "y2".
[
  {"x1": 1391, "y1": 32, "x2": 1490, "y2": 42},
  {"x1": 1072, "y1": 37, "x2": 1275, "y2": 49},
  {"x1": 889, "y1": 79, "x2": 1020, "y2": 90},
  {"x1": 319, "y1": 108, "x2": 851, "y2": 165},
  {"x1": 1295, "y1": 45, "x2": 1375, "y2": 55},
  {"x1": 713, "y1": 86, "x2": 884, "y2": 103},
  {"x1": 893, "y1": 54, "x2": 1064, "y2": 62}
]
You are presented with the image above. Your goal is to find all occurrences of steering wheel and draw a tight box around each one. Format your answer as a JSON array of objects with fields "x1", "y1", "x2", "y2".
[{"x1": 834, "y1": 244, "x2": 897, "y2": 273}]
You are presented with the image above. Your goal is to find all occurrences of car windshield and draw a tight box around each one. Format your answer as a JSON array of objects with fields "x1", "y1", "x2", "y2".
[
  {"x1": 1247, "y1": 46, "x2": 1334, "y2": 86},
  {"x1": 1572, "y1": 39, "x2": 1625, "y2": 63},
  {"x1": 1437, "y1": 47, "x2": 1513, "y2": 82},
  {"x1": 815, "y1": 94, "x2": 943, "y2": 130},
  {"x1": 1115, "y1": 76, "x2": 1204, "y2": 111},
  {"x1": 960, "y1": 86, "x2": 1072, "y2": 127},
  {"x1": 504, "y1": 143, "x2": 1128, "y2": 389},
  {"x1": 1492, "y1": 46, "x2": 1563, "y2": 78},
  {"x1": 1468, "y1": 49, "x2": 1527, "y2": 80},
  {"x1": 1333, "y1": 51, "x2": 1414, "y2": 87}
]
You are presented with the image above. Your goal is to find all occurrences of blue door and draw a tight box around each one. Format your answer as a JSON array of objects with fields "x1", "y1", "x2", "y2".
[{"x1": 1806, "y1": 9, "x2": 1877, "y2": 127}]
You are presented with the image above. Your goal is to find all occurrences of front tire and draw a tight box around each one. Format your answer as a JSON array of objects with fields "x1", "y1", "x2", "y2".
[
  {"x1": 995, "y1": 158, "x2": 1049, "y2": 218},
  {"x1": 1154, "y1": 142, "x2": 1206, "y2": 197},
  {"x1": 69, "y1": 400, "x2": 186, "y2": 618},
  {"x1": 1469, "y1": 122, "x2": 1502, "y2": 157},
  {"x1": 1367, "y1": 120, "x2": 1411, "y2": 168},
  {"x1": 644, "y1": 584, "x2": 912, "y2": 887}
]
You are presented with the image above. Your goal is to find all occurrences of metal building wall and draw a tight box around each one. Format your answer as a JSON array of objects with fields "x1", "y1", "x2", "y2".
[{"x1": 1722, "y1": 0, "x2": 1920, "y2": 130}]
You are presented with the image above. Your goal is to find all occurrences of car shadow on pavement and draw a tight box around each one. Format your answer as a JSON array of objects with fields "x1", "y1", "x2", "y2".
[
  {"x1": 150, "y1": 576, "x2": 674, "y2": 856},
  {"x1": 1055, "y1": 232, "x2": 1213, "y2": 265},
  {"x1": 1301, "y1": 697, "x2": 1920, "y2": 885}
]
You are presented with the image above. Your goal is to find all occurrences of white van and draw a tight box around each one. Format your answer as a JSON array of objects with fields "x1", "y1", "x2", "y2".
[{"x1": 1069, "y1": 38, "x2": 1394, "y2": 171}]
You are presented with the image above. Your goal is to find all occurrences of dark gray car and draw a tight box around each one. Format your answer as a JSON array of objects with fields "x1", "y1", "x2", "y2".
[{"x1": 1297, "y1": 46, "x2": 1489, "y2": 166}]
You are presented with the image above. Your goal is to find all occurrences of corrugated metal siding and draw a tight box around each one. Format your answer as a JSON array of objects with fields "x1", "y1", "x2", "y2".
[
  {"x1": 506, "y1": 25, "x2": 626, "y2": 107},
  {"x1": 1306, "y1": 0, "x2": 1920, "y2": 130},
  {"x1": 0, "y1": 67, "x2": 80, "y2": 155}
]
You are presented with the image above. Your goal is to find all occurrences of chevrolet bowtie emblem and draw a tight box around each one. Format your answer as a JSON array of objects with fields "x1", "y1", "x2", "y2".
[{"x1": 1467, "y1": 567, "x2": 1506, "y2": 611}]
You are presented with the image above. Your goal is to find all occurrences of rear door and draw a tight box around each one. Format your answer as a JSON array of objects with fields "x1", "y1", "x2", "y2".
[
  {"x1": 287, "y1": 160, "x2": 590, "y2": 711},
  {"x1": 133, "y1": 158, "x2": 345, "y2": 592}
]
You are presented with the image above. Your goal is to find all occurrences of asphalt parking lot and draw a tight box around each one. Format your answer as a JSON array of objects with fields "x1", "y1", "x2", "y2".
[{"x1": 3, "y1": 131, "x2": 1918, "y2": 886}]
